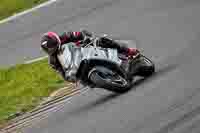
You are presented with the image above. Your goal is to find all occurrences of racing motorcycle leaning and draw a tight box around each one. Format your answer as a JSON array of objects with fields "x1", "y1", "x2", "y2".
[{"x1": 57, "y1": 34, "x2": 155, "y2": 93}]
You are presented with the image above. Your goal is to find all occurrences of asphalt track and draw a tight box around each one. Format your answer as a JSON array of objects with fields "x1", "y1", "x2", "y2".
[{"x1": 1, "y1": 0, "x2": 200, "y2": 132}]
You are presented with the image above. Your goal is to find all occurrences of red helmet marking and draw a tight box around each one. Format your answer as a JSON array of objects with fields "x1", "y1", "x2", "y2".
[{"x1": 45, "y1": 32, "x2": 61, "y2": 45}]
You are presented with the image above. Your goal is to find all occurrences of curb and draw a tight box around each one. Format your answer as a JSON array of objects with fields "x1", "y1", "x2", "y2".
[{"x1": 1, "y1": 84, "x2": 89, "y2": 133}]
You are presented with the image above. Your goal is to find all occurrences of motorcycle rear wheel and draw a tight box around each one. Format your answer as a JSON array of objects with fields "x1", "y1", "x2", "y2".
[{"x1": 130, "y1": 55, "x2": 155, "y2": 77}]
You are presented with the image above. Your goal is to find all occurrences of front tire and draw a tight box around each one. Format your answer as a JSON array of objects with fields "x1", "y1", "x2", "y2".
[{"x1": 89, "y1": 69, "x2": 130, "y2": 93}]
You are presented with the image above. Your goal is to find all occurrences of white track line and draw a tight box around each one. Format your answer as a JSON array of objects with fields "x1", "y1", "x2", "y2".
[
  {"x1": 0, "y1": 0, "x2": 58, "y2": 63},
  {"x1": 24, "y1": 56, "x2": 48, "y2": 64},
  {"x1": 0, "y1": 0, "x2": 58, "y2": 24}
]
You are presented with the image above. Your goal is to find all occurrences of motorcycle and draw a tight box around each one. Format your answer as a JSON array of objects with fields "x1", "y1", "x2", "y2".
[{"x1": 57, "y1": 34, "x2": 155, "y2": 93}]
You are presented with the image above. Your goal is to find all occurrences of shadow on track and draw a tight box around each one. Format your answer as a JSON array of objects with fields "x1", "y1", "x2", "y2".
[
  {"x1": 67, "y1": 62, "x2": 178, "y2": 116},
  {"x1": 67, "y1": 93, "x2": 120, "y2": 115}
]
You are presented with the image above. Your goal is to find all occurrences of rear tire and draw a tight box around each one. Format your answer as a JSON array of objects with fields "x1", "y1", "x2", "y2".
[
  {"x1": 89, "y1": 70, "x2": 130, "y2": 93},
  {"x1": 130, "y1": 55, "x2": 155, "y2": 77}
]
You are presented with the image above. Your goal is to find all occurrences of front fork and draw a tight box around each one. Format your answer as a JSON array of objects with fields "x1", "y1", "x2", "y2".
[{"x1": 119, "y1": 53, "x2": 141, "y2": 81}]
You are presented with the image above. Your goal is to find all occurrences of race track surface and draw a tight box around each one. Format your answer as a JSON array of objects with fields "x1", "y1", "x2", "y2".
[{"x1": 1, "y1": 0, "x2": 200, "y2": 132}]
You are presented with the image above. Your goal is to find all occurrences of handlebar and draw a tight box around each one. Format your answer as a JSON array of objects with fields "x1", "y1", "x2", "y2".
[
  {"x1": 83, "y1": 33, "x2": 113, "y2": 48},
  {"x1": 83, "y1": 34, "x2": 101, "y2": 48}
]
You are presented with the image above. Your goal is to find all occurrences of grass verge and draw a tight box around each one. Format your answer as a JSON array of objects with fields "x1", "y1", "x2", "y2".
[
  {"x1": 0, "y1": 0, "x2": 47, "y2": 21},
  {"x1": 0, "y1": 59, "x2": 67, "y2": 125}
]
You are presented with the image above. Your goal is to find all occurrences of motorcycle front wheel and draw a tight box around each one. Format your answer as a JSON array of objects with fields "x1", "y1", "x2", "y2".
[{"x1": 89, "y1": 70, "x2": 130, "y2": 93}]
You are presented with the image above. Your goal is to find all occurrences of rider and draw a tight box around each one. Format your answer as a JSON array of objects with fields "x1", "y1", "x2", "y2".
[{"x1": 40, "y1": 30, "x2": 139, "y2": 82}]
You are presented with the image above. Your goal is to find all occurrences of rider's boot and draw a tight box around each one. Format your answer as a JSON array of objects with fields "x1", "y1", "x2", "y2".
[
  {"x1": 126, "y1": 48, "x2": 140, "y2": 81},
  {"x1": 127, "y1": 48, "x2": 139, "y2": 57}
]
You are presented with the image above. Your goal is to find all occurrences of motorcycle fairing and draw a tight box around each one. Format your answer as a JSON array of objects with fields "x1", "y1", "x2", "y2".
[{"x1": 57, "y1": 43, "x2": 122, "y2": 79}]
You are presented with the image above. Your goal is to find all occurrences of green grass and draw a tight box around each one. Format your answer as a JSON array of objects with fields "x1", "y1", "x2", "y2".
[
  {"x1": 0, "y1": 59, "x2": 66, "y2": 125},
  {"x1": 0, "y1": 0, "x2": 65, "y2": 126},
  {"x1": 0, "y1": 0, "x2": 47, "y2": 20}
]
